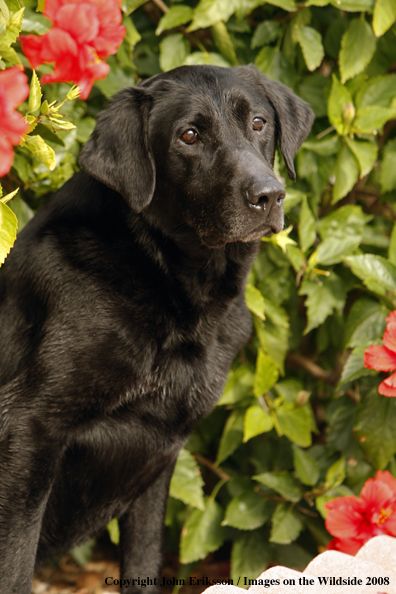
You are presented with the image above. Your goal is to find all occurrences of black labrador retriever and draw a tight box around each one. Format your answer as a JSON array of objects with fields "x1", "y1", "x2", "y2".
[{"x1": 0, "y1": 64, "x2": 313, "y2": 593}]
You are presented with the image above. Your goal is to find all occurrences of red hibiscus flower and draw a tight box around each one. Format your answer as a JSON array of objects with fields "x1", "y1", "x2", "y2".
[
  {"x1": 21, "y1": 0, "x2": 126, "y2": 99},
  {"x1": 0, "y1": 67, "x2": 30, "y2": 178},
  {"x1": 364, "y1": 310, "x2": 396, "y2": 397},
  {"x1": 325, "y1": 471, "x2": 396, "y2": 555}
]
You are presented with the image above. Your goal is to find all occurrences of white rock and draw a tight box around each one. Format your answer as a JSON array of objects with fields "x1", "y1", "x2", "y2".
[
  {"x1": 304, "y1": 549, "x2": 396, "y2": 593},
  {"x1": 357, "y1": 535, "x2": 396, "y2": 570}
]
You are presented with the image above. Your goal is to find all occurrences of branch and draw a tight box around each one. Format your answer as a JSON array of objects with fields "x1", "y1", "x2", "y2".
[
  {"x1": 151, "y1": 0, "x2": 169, "y2": 12},
  {"x1": 194, "y1": 454, "x2": 231, "y2": 481}
]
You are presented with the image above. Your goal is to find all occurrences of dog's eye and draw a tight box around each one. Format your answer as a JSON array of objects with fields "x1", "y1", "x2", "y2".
[
  {"x1": 181, "y1": 129, "x2": 199, "y2": 144},
  {"x1": 253, "y1": 117, "x2": 265, "y2": 131}
]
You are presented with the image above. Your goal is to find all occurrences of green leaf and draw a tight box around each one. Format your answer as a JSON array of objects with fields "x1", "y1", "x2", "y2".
[
  {"x1": 0, "y1": 199, "x2": 18, "y2": 266},
  {"x1": 216, "y1": 408, "x2": 244, "y2": 464},
  {"x1": 254, "y1": 46, "x2": 293, "y2": 87},
  {"x1": 345, "y1": 138, "x2": 377, "y2": 178},
  {"x1": 303, "y1": 135, "x2": 340, "y2": 156},
  {"x1": 254, "y1": 349, "x2": 279, "y2": 397},
  {"x1": 7, "y1": 193, "x2": 34, "y2": 232},
  {"x1": 298, "y1": 73, "x2": 329, "y2": 118},
  {"x1": 121, "y1": 0, "x2": 147, "y2": 15},
  {"x1": 223, "y1": 491, "x2": 273, "y2": 529},
  {"x1": 345, "y1": 254, "x2": 396, "y2": 293},
  {"x1": 28, "y1": 70, "x2": 41, "y2": 114},
  {"x1": 21, "y1": 8, "x2": 51, "y2": 35},
  {"x1": 327, "y1": 399, "x2": 356, "y2": 452},
  {"x1": 180, "y1": 498, "x2": 225, "y2": 563},
  {"x1": 254, "y1": 471, "x2": 301, "y2": 502},
  {"x1": 325, "y1": 456, "x2": 346, "y2": 487},
  {"x1": 354, "y1": 105, "x2": 396, "y2": 134},
  {"x1": 75, "y1": 118, "x2": 96, "y2": 144},
  {"x1": 296, "y1": 25, "x2": 324, "y2": 71},
  {"x1": 338, "y1": 344, "x2": 375, "y2": 387},
  {"x1": 218, "y1": 365, "x2": 254, "y2": 405},
  {"x1": 332, "y1": 142, "x2": 359, "y2": 204},
  {"x1": 327, "y1": 75, "x2": 353, "y2": 135},
  {"x1": 245, "y1": 284, "x2": 265, "y2": 320},
  {"x1": 286, "y1": 244, "x2": 305, "y2": 273},
  {"x1": 330, "y1": 0, "x2": 374, "y2": 9},
  {"x1": 122, "y1": 15, "x2": 141, "y2": 50},
  {"x1": 316, "y1": 205, "x2": 372, "y2": 265},
  {"x1": 37, "y1": 0, "x2": 45, "y2": 11},
  {"x1": 298, "y1": 196, "x2": 316, "y2": 253},
  {"x1": 292, "y1": 445, "x2": 320, "y2": 486},
  {"x1": 270, "y1": 503, "x2": 303, "y2": 544},
  {"x1": 339, "y1": 19, "x2": 376, "y2": 84},
  {"x1": 231, "y1": 530, "x2": 271, "y2": 585},
  {"x1": 156, "y1": 5, "x2": 194, "y2": 35},
  {"x1": 1, "y1": 7, "x2": 23, "y2": 46},
  {"x1": 170, "y1": 448, "x2": 205, "y2": 510},
  {"x1": 95, "y1": 63, "x2": 137, "y2": 97},
  {"x1": 255, "y1": 316, "x2": 289, "y2": 374},
  {"x1": 275, "y1": 404, "x2": 313, "y2": 447},
  {"x1": 354, "y1": 391, "x2": 396, "y2": 469},
  {"x1": 106, "y1": 518, "x2": 120, "y2": 545},
  {"x1": 251, "y1": 20, "x2": 281, "y2": 48},
  {"x1": 184, "y1": 51, "x2": 230, "y2": 67},
  {"x1": 160, "y1": 34, "x2": 190, "y2": 72},
  {"x1": 299, "y1": 273, "x2": 346, "y2": 334},
  {"x1": 21, "y1": 135, "x2": 56, "y2": 170},
  {"x1": 0, "y1": 44, "x2": 20, "y2": 65},
  {"x1": 69, "y1": 539, "x2": 95, "y2": 567},
  {"x1": 243, "y1": 404, "x2": 274, "y2": 442},
  {"x1": 373, "y1": 0, "x2": 396, "y2": 36},
  {"x1": 381, "y1": 139, "x2": 396, "y2": 193},
  {"x1": 389, "y1": 224, "x2": 396, "y2": 265},
  {"x1": 264, "y1": 225, "x2": 297, "y2": 254},
  {"x1": 211, "y1": 21, "x2": 238, "y2": 65},
  {"x1": 343, "y1": 297, "x2": 388, "y2": 349},
  {"x1": 356, "y1": 74, "x2": 396, "y2": 109},
  {"x1": 188, "y1": 0, "x2": 239, "y2": 32},
  {"x1": 0, "y1": 0, "x2": 10, "y2": 25},
  {"x1": 339, "y1": 345, "x2": 375, "y2": 385},
  {"x1": 266, "y1": 0, "x2": 297, "y2": 10}
]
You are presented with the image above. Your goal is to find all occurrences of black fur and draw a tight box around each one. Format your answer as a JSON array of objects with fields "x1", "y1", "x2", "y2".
[{"x1": 0, "y1": 64, "x2": 314, "y2": 593}]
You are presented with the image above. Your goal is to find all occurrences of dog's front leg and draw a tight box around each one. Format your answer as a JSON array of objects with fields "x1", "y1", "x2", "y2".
[
  {"x1": 118, "y1": 461, "x2": 176, "y2": 593},
  {"x1": 0, "y1": 382, "x2": 61, "y2": 594}
]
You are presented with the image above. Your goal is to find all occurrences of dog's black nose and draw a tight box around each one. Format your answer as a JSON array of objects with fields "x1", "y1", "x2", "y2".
[{"x1": 246, "y1": 178, "x2": 286, "y2": 210}]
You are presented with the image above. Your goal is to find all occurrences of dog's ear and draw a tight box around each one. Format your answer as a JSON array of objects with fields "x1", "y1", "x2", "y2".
[
  {"x1": 261, "y1": 75, "x2": 314, "y2": 180},
  {"x1": 80, "y1": 87, "x2": 155, "y2": 212},
  {"x1": 235, "y1": 65, "x2": 315, "y2": 180}
]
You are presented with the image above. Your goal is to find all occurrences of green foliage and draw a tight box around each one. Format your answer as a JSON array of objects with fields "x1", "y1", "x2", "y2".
[{"x1": 2, "y1": 0, "x2": 396, "y2": 581}]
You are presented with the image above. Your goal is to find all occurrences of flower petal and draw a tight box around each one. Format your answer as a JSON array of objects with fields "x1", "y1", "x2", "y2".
[
  {"x1": 364, "y1": 344, "x2": 396, "y2": 372},
  {"x1": 326, "y1": 536, "x2": 363, "y2": 555},
  {"x1": 374, "y1": 470, "x2": 396, "y2": 491},
  {"x1": 325, "y1": 498, "x2": 363, "y2": 540},
  {"x1": 0, "y1": 111, "x2": 29, "y2": 145},
  {"x1": 360, "y1": 478, "x2": 394, "y2": 511},
  {"x1": 386, "y1": 311, "x2": 396, "y2": 325},
  {"x1": 0, "y1": 67, "x2": 30, "y2": 110},
  {"x1": 44, "y1": 0, "x2": 64, "y2": 22},
  {"x1": 93, "y1": 23, "x2": 126, "y2": 57},
  {"x1": 383, "y1": 320, "x2": 396, "y2": 354},
  {"x1": 0, "y1": 136, "x2": 14, "y2": 178},
  {"x1": 54, "y1": 4, "x2": 100, "y2": 45},
  {"x1": 379, "y1": 372, "x2": 396, "y2": 397}
]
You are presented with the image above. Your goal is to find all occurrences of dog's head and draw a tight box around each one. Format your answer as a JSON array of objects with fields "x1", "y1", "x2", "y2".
[{"x1": 80, "y1": 65, "x2": 314, "y2": 248}]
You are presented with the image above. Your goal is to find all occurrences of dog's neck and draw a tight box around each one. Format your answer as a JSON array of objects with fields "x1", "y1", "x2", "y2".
[{"x1": 128, "y1": 211, "x2": 260, "y2": 308}]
